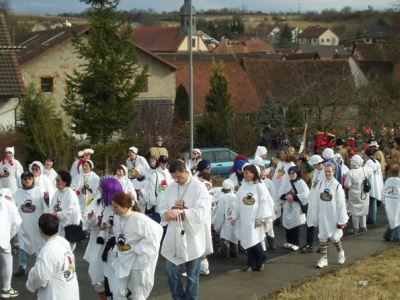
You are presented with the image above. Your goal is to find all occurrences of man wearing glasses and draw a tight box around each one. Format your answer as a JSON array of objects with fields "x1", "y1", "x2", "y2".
[{"x1": 158, "y1": 160, "x2": 212, "y2": 300}]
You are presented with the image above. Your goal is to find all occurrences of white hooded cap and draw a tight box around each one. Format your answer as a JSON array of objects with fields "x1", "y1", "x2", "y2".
[
  {"x1": 5, "y1": 147, "x2": 14, "y2": 154},
  {"x1": 322, "y1": 148, "x2": 335, "y2": 160},
  {"x1": 255, "y1": 146, "x2": 267, "y2": 158},
  {"x1": 29, "y1": 161, "x2": 44, "y2": 174},
  {"x1": 222, "y1": 179, "x2": 234, "y2": 191},
  {"x1": 309, "y1": 154, "x2": 324, "y2": 165},
  {"x1": 128, "y1": 146, "x2": 138, "y2": 154},
  {"x1": 351, "y1": 154, "x2": 364, "y2": 167}
]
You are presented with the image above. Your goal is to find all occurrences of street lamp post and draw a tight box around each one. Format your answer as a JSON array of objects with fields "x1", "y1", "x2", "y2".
[{"x1": 189, "y1": 0, "x2": 194, "y2": 154}]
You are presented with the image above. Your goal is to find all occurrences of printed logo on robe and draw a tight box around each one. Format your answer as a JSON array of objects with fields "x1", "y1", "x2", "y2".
[
  {"x1": 2, "y1": 167, "x2": 9, "y2": 177},
  {"x1": 53, "y1": 200, "x2": 62, "y2": 212},
  {"x1": 319, "y1": 192, "x2": 333, "y2": 201},
  {"x1": 80, "y1": 184, "x2": 93, "y2": 195},
  {"x1": 373, "y1": 165, "x2": 380, "y2": 175},
  {"x1": 243, "y1": 193, "x2": 255, "y2": 205},
  {"x1": 312, "y1": 179, "x2": 320, "y2": 189},
  {"x1": 21, "y1": 199, "x2": 36, "y2": 213},
  {"x1": 157, "y1": 179, "x2": 168, "y2": 193},
  {"x1": 117, "y1": 234, "x2": 131, "y2": 252},
  {"x1": 130, "y1": 168, "x2": 137, "y2": 176},
  {"x1": 385, "y1": 186, "x2": 398, "y2": 198},
  {"x1": 62, "y1": 252, "x2": 76, "y2": 281},
  {"x1": 277, "y1": 167, "x2": 285, "y2": 179}
]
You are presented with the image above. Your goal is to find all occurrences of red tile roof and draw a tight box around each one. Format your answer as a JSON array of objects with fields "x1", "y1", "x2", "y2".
[
  {"x1": 131, "y1": 27, "x2": 184, "y2": 53},
  {"x1": 298, "y1": 26, "x2": 331, "y2": 38},
  {"x1": 213, "y1": 39, "x2": 274, "y2": 54},
  {"x1": 241, "y1": 58, "x2": 356, "y2": 105},
  {"x1": 160, "y1": 53, "x2": 261, "y2": 115},
  {"x1": 352, "y1": 43, "x2": 400, "y2": 62},
  {"x1": 0, "y1": 13, "x2": 25, "y2": 97}
]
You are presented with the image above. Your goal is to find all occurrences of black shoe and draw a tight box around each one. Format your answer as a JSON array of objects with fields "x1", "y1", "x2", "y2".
[
  {"x1": 300, "y1": 244, "x2": 313, "y2": 253},
  {"x1": 268, "y1": 245, "x2": 277, "y2": 250},
  {"x1": 254, "y1": 264, "x2": 264, "y2": 271},
  {"x1": 14, "y1": 267, "x2": 25, "y2": 277}
]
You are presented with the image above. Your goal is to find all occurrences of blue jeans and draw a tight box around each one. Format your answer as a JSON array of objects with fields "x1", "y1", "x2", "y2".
[
  {"x1": 367, "y1": 197, "x2": 377, "y2": 224},
  {"x1": 383, "y1": 225, "x2": 400, "y2": 242},
  {"x1": 246, "y1": 242, "x2": 267, "y2": 269},
  {"x1": 18, "y1": 249, "x2": 28, "y2": 269},
  {"x1": 165, "y1": 257, "x2": 201, "y2": 300}
]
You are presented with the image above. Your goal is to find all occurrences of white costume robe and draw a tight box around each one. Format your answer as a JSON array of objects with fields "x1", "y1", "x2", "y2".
[
  {"x1": 159, "y1": 174, "x2": 213, "y2": 265},
  {"x1": 114, "y1": 175, "x2": 136, "y2": 200},
  {"x1": 214, "y1": 191, "x2": 239, "y2": 243},
  {"x1": 365, "y1": 158, "x2": 384, "y2": 201},
  {"x1": 43, "y1": 168, "x2": 58, "y2": 188},
  {"x1": 271, "y1": 161, "x2": 295, "y2": 218},
  {"x1": 83, "y1": 198, "x2": 114, "y2": 284},
  {"x1": 279, "y1": 179, "x2": 309, "y2": 230},
  {"x1": 0, "y1": 196, "x2": 22, "y2": 253},
  {"x1": 231, "y1": 181, "x2": 272, "y2": 249},
  {"x1": 71, "y1": 172, "x2": 100, "y2": 214},
  {"x1": 344, "y1": 166, "x2": 373, "y2": 216},
  {"x1": 14, "y1": 186, "x2": 48, "y2": 255},
  {"x1": 126, "y1": 156, "x2": 150, "y2": 181},
  {"x1": 306, "y1": 168, "x2": 326, "y2": 227},
  {"x1": 110, "y1": 211, "x2": 163, "y2": 300},
  {"x1": 382, "y1": 177, "x2": 400, "y2": 229},
  {"x1": 262, "y1": 178, "x2": 278, "y2": 221},
  {"x1": 0, "y1": 157, "x2": 23, "y2": 194},
  {"x1": 132, "y1": 177, "x2": 148, "y2": 214},
  {"x1": 49, "y1": 188, "x2": 82, "y2": 237},
  {"x1": 26, "y1": 235, "x2": 79, "y2": 300},
  {"x1": 147, "y1": 167, "x2": 173, "y2": 212},
  {"x1": 309, "y1": 179, "x2": 348, "y2": 241}
]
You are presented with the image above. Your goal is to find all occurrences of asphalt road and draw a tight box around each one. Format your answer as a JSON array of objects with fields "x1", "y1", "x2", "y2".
[{"x1": 7, "y1": 203, "x2": 388, "y2": 299}]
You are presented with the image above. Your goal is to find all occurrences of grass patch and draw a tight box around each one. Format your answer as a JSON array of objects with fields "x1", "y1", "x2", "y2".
[{"x1": 262, "y1": 248, "x2": 400, "y2": 300}]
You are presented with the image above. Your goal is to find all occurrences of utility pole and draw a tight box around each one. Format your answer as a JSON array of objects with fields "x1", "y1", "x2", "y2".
[
  {"x1": 298, "y1": 3, "x2": 301, "y2": 14},
  {"x1": 189, "y1": 0, "x2": 194, "y2": 154}
]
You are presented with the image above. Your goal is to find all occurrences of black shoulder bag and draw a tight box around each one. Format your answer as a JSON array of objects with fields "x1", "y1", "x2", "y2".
[{"x1": 290, "y1": 180, "x2": 308, "y2": 214}]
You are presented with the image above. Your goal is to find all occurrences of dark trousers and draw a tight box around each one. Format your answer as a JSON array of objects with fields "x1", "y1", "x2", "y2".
[
  {"x1": 286, "y1": 225, "x2": 300, "y2": 246},
  {"x1": 246, "y1": 242, "x2": 267, "y2": 269},
  {"x1": 306, "y1": 225, "x2": 315, "y2": 246}
]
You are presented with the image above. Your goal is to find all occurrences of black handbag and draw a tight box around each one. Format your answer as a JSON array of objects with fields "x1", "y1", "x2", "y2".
[
  {"x1": 290, "y1": 181, "x2": 308, "y2": 214},
  {"x1": 362, "y1": 168, "x2": 371, "y2": 193},
  {"x1": 64, "y1": 221, "x2": 86, "y2": 243}
]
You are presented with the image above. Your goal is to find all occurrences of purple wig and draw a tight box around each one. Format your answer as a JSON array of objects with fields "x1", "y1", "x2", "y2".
[{"x1": 101, "y1": 178, "x2": 123, "y2": 206}]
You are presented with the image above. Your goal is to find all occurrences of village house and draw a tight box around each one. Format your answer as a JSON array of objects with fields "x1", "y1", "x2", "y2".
[
  {"x1": 298, "y1": 25, "x2": 339, "y2": 46},
  {"x1": 0, "y1": 13, "x2": 25, "y2": 128}
]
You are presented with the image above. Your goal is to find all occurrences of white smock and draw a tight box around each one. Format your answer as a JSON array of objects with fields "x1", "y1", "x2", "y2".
[
  {"x1": 0, "y1": 196, "x2": 22, "y2": 252},
  {"x1": 344, "y1": 166, "x2": 373, "y2": 216},
  {"x1": 26, "y1": 235, "x2": 79, "y2": 300},
  {"x1": 14, "y1": 186, "x2": 48, "y2": 255},
  {"x1": 214, "y1": 191, "x2": 239, "y2": 243},
  {"x1": 382, "y1": 177, "x2": 400, "y2": 229},
  {"x1": 231, "y1": 181, "x2": 272, "y2": 249},
  {"x1": 110, "y1": 211, "x2": 163, "y2": 300},
  {"x1": 310, "y1": 179, "x2": 348, "y2": 241},
  {"x1": 0, "y1": 157, "x2": 23, "y2": 194},
  {"x1": 271, "y1": 161, "x2": 295, "y2": 218},
  {"x1": 147, "y1": 167, "x2": 173, "y2": 212},
  {"x1": 159, "y1": 174, "x2": 213, "y2": 265},
  {"x1": 306, "y1": 168, "x2": 326, "y2": 227},
  {"x1": 365, "y1": 158, "x2": 384, "y2": 201}
]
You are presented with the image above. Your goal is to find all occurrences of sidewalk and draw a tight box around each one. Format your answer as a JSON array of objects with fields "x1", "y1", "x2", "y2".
[{"x1": 151, "y1": 226, "x2": 397, "y2": 300}]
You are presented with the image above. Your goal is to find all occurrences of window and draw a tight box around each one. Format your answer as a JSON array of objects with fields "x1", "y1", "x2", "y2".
[
  {"x1": 216, "y1": 150, "x2": 230, "y2": 163},
  {"x1": 192, "y1": 38, "x2": 196, "y2": 48},
  {"x1": 321, "y1": 39, "x2": 324, "y2": 42},
  {"x1": 41, "y1": 77, "x2": 53, "y2": 93},
  {"x1": 326, "y1": 39, "x2": 330, "y2": 42}
]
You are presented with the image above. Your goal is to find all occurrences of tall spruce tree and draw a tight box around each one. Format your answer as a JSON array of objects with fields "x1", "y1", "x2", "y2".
[
  {"x1": 64, "y1": 0, "x2": 147, "y2": 144},
  {"x1": 259, "y1": 94, "x2": 286, "y2": 130},
  {"x1": 196, "y1": 59, "x2": 233, "y2": 147},
  {"x1": 173, "y1": 84, "x2": 189, "y2": 125}
]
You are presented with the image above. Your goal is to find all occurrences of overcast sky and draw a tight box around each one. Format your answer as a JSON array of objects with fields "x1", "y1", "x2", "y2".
[{"x1": 11, "y1": 0, "x2": 396, "y2": 15}]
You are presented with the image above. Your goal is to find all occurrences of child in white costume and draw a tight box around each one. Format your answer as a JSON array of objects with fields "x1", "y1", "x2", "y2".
[
  {"x1": 0, "y1": 146, "x2": 24, "y2": 194},
  {"x1": 214, "y1": 179, "x2": 239, "y2": 258}
]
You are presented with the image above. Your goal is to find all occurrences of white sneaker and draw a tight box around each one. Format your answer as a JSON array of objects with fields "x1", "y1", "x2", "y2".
[
  {"x1": 200, "y1": 269, "x2": 210, "y2": 276},
  {"x1": 290, "y1": 245, "x2": 299, "y2": 251},
  {"x1": 338, "y1": 250, "x2": 345, "y2": 264},
  {"x1": 316, "y1": 257, "x2": 328, "y2": 268},
  {"x1": 283, "y1": 242, "x2": 293, "y2": 249}
]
